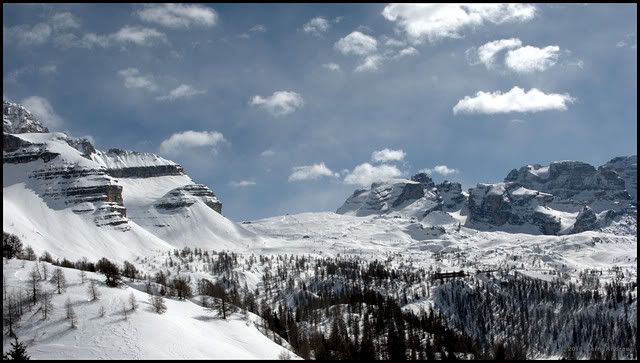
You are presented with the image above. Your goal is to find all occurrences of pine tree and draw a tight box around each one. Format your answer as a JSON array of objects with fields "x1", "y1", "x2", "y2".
[{"x1": 3, "y1": 337, "x2": 30, "y2": 360}]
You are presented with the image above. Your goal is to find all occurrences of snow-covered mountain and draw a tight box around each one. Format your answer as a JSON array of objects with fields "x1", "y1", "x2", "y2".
[
  {"x1": 336, "y1": 173, "x2": 466, "y2": 218},
  {"x1": 336, "y1": 158, "x2": 637, "y2": 236},
  {"x1": 3, "y1": 100, "x2": 258, "y2": 261}
]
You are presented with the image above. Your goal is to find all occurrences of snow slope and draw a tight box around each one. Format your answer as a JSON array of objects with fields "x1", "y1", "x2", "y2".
[
  {"x1": 2, "y1": 259, "x2": 297, "y2": 359},
  {"x1": 3, "y1": 131, "x2": 259, "y2": 261}
]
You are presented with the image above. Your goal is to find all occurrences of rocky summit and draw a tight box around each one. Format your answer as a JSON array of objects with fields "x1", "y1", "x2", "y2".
[{"x1": 337, "y1": 159, "x2": 637, "y2": 236}]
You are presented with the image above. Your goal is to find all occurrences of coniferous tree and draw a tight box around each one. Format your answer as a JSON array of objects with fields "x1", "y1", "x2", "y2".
[{"x1": 3, "y1": 337, "x2": 30, "y2": 360}]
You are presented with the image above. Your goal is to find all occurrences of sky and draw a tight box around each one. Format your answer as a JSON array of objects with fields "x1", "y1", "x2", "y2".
[{"x1": 3, "y1": 3, "x2": 637, "y2": 221}]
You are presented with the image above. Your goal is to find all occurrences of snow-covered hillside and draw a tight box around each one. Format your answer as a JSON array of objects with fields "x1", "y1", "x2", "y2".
[
  {"x1": 2, "y1": 259, "x2": 296, "y2": 359},
  {"x1": 3, "y1": 101, "x2": 259, "y2": 261}
]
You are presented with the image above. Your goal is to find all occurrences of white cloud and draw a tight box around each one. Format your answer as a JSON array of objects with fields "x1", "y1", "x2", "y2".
[
  {"x1": 371, "y1": 148, "x2": 406, "y2": 163},
  {"x1": 111, "y1": 26, "x2": 167, "y2": 46},
  {"x1": 159, "y1": 130, "x2": 225, "y2": 155},
  {"x1": 453, "y1": 87, "x2": 575, "y2": 115},
  {"x1": 354, "y1": 55, "x2": 384, "y2": 73},
  {"x1": 335, "y1": 31, "x2": 377, "y2": 56},
  {"x1": 472, "y1": 38, "x2": 522, "y2": 68},
  {"x1": 229, "y1": 180, "x2": 256, "y2": 188},
  {"x1": 156, "y1": 84, "x2": 206, "y2": 101},
  {"x1": 343, "y1": 163, "x2": 403, "y2": 187},
  {"x1": 51, "y1": 12, "x2": 80, "y2": 31},
  {"x1": 77, "y1": 33, "x2": 110, "y2": 48},
  {"x1": 322, "y1": 63, "x2": 341, "y2": 72},
  {"x1": 249, "y1": 24, "x2": 266, "y2": 32},
  {"x1": 5, "y1": 23, "x2": 52, "y2": 46},
  {"x1": 382, "y1": 4, "x2": 536, "y2": 43},
  {"x1": 393, "y1": 46, "x2": 419, "y2": 59},
  {"x1": 118, "y1": 68, "x2": 158, "y2": 91},
  {"x1": 249, "y1": 91, "x2": 304, "y2": 116},
  {"x1": 505, "y1": 45, "x2": 560, "y2": 73},
  {"x1": 303, "y1": 17, "x2": 330, "y2": 35},
  {"x1": 20, "y1": 96, "x2": 63, "y2": 129},
  {"x1": 261, "y1": 149, "x2": 276, "y2": 157},
  {"x1": 137, "y1": 4, "x2": 218, "y2": 28},
  {"x1": 422, "y1": 165, "x2": 458, "y2": 176},
  {"x1": 52, "y1": 26, "x2": 166, "y2": 49},
  {"x1": 384, "y1": 38, "x2": 406, "y2": 48},
  {"x1": 39, "y1": 65, "x2": 58, "y2": 74},
  {"x1": 288, "y1": 162, "x2": 338, "y2": 182}
]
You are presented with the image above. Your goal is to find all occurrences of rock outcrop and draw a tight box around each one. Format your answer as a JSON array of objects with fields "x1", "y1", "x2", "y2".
[
  {"x1": 3, "y1": 100, "x2": 49, "y2": 134},
  {"x1": 155, "y1": 184, "x2": 222, "y2": 214},
  {"x1": 336, "y1": 173, "x2": 466, "y2": 218}
]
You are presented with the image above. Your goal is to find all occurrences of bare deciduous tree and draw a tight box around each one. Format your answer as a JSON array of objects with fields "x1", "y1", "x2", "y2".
[
  {"x1": 50, "y1": 268, "x2": 66, "y2": 294},
  {"x1": 150, "y1": 295, "x2": 167, "y2": 314},
  {"x1": 87, "y1": 280, "x2": 101, "y2": 301}
]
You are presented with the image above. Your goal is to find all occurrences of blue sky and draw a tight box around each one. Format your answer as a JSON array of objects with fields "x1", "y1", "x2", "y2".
[{"x1": 3, "y1": 3, "x2": 637, "y2": 221}]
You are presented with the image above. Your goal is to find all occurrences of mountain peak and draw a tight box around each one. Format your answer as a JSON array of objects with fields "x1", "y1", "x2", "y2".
[{"x1": 3, "y1": 100, "x2": 50, "y2": 134}]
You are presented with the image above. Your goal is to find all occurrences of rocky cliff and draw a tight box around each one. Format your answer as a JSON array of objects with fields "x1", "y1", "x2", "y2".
[{"x1": 337, "y1": 158, "x2": 636, "y2": 235}]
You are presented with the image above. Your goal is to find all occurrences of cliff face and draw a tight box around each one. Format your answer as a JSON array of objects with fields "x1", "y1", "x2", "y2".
[
  {"x1": 336, "y1": 173, "x2": 466, "y2": 218},
  {"x1": 3, "y1": 100, "x2": 224, "y2": 234},
  {"x1": 337, "y1": 158, "x2": 636, "y2": 235}
]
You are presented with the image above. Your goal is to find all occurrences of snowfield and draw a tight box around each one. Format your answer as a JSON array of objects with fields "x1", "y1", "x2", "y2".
[{"x1": 2, "y1": 259, "x2": 297, "y2": 360}]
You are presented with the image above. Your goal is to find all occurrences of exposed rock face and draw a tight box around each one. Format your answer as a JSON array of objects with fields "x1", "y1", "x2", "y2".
[
  {"x1": 3, "y1": 134, "x2": 59, "y2": 163},
  {"x1": 410, "y1": 172, "x2": 435, "y2": 188},
  {"x1": 601, "y1": 155, "x2": 637, "y2": 204},
  {"x1": 437, "y1": 181, "x2": 466, "y2": 211},
  {"x1": 571, "y1": 206, "x2": 598, "y2": 234},
  {"x1": 3, "y1": 100, "x2": 49, "y2": 134},
  {"x1": 504, "y1": 161, "x2": 631, "y2": 213},
  {"x1": 3, "y1": 100, "x2": 225, "y2": 232},
  {"x1": 336, "y1": 176, "x2": 466, "y2": 218},
  {"x1": 392, "y1": 182, "x2": 425, "y2": 208},
  {"x1": 155, "y1": 184, "x2": 222, "y2": 214},
  {"x1": 466, "y1": 158, "x2": 636, "y2": 234}
]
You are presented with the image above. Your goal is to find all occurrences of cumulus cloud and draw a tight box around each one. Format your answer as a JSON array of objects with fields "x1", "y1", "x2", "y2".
[
  {"x1": 343, "y1": 163, "x2": 403, "y2": 187},
  {"x1": 504, "y1": 45, "x2": 560, "y2": 73},
  {"x1": 335, "y1": 31, "x2": 377, "y2": 56},
  {"x1": 20, "y1": 96, "x2": 63, "y2": 129},
  {"x1": 159, "y1": 130, "x2": 225, "y2": 155},
  {"x1": 354, "y1": 55, "x2": 384, "y2": 73},
  {"x1": 137, "y1": 4, "x2": 218, "y2": 28},
  {"x1": 229, "y1": 180, "x2": 256, "y2": 188},
  {"x1": 156, "y1": 84, "x2": 206, "y2": 101},
  {"x1": 51, "y1": 12, "x2": 80, "y2": 31},
  {"x1": 422, "y1": 165, "x2": 458, "y2": 176},
  {"x1": 288, "y1": 162, "x2": 338, "y2": 182},
  {"x1": 118, "y1": 68, "x2": 158, "y2": 91},
  {"x1": 4, "y1": 23, "x2": 52, "y2": 46},
  {"x1": 249, "y1": 24, "x2": 266, "y2": 32},
  {"x1": 111, "y1": 26, "x2": 167, "y2": 46},
  {"x1": 382, "y1": 4, "x2": 536, "y2": 43},
  {"x1": 249, "y1": 91, "x2": 304, "y2": 116},
  {"x1": 303, "y1": 17, "x2": 330, "y2": 35},
  {"x1": 52, "y1": 25, "x2": 166, "y2": 49},
  {"x1": 453, "y1": 87, "x2": 575, "y2": 115},
  {"x1": 371, "y1": 148, "x2": 406, "y2": 163},
  {"x1": 261, "y1": 149, "x2": 275, "y2": 157},
  {"x1": 471, "y1": 38, "x2": 522, "y2": 68},
  {"x1": 322, "y1": 63, "x2": 341, "y2": 72},
  {"x1": 392, "y1": 46, "x2": 419, "y2": 59}
]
